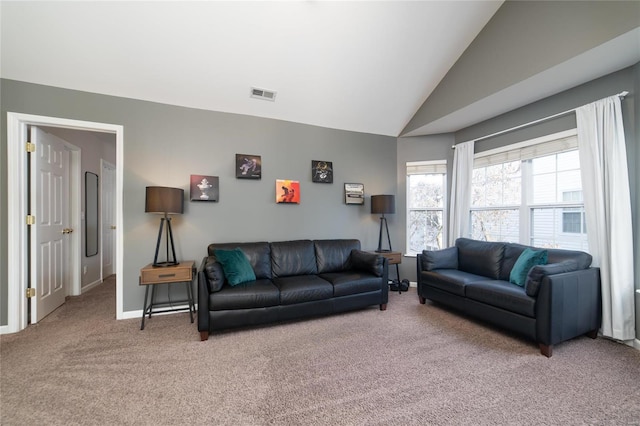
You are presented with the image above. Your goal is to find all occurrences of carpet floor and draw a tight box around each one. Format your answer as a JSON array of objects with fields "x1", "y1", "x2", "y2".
[{"x1": 1, "y1": 276, "x2": 639, "y2": 425}]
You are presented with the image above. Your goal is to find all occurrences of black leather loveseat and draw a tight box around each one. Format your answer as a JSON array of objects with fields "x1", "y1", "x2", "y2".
[
  {"x1": 417, "y1": 238, "x2": 601, "y2": 357},
  {"x1": 198, "y1": 239, "x2": 388, "y2": 340}
]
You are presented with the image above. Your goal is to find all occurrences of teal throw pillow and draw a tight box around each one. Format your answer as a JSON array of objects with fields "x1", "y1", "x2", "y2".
[
  {"x1": 509, "y1": 248, "x2": 548, "y2": 287},
  {"x1": 213, "y1": 248, "x2": 256, "y2": 286}
]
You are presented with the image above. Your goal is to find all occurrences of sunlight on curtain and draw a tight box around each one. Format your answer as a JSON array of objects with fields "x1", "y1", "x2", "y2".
[
  {"x1": 577, "y1": 95, "x2": 635, "y2": 341},
  {"x1": 448, "y1": 140, "x2": 474, "y2": 247}
]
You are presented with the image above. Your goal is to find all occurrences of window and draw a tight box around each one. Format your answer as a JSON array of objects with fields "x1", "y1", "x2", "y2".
[
  {"x1": 470, "y1": 130, "x2": 588, "y2": 251},
  {"x1": 407, "y1": 161, "x2": 446, "y2": 254}
]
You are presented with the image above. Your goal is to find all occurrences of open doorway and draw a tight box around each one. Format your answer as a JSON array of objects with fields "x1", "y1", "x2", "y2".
[{"x1": 4, "y1": 113, "x2": 124, "y2": 335}]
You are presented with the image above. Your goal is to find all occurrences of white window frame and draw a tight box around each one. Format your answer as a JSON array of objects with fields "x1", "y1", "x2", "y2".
[
  {"x1": 470, "y1": 129, "x2": 585, "y2": 248},
  {"x1": 406, "y1": 160, "x2": 447, "y2": 255}
]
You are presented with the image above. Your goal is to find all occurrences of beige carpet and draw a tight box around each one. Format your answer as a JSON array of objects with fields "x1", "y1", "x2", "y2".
[{"x1": 1, "y1": 276, "x2": 639, "y2": 425}]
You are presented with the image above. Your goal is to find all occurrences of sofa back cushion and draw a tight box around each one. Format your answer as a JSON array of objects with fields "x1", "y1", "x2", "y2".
[
  {"x1": 314, "y1": 239, "x2": 360, "y2": 273},
  {"x1": 455, "y1": 238, "x2": 505, "y2": 279},
  {"x1": 421, "y1": 247, "x2": 458, "y2": 271},
  {"x1": 271, "y1": 240, "x2": 318, "y2": 277},
  {"x1": 208, "y1": 242, "x2": 272, "y2": 279}
]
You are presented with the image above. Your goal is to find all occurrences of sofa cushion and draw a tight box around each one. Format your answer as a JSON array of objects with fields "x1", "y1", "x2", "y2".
[
  {"x1": 422, "y1": 247, "x2": 458, "y2": 271},
  {"x1": 208, "y1": 279, "x2": 279, "y2": 310},
  {"x1": 271, "y1": 240, "x2": 318, "y2": 277},
  {"x1": 320, "y1": 271, "x2": 383, "y2": 297},
  {"x1": 466, "y1": 280, "x2": 536, "y2": 318},
  {"x1": 314, "y1": 239, "x2": 360, "y2": 273},
  {"x1": 208, "y1": 242, "x2": 272, "y2": 279},
  {"x1": 213, "y1": 248, "x2": 257, "y2": 286},
  {"x1": 509, "y1": 248, "x2": 548, "y2": 287},
  {"x1": 350, "y1": 250, "x2": 384, "y2": 277},
  {"x1": 525, "y1": 260, "x2": 579, "y2": 297},
  {"x1": 500, "y1": 243, "x2": 529, "y2": 281},
  {"x1": 420, "y1": 269, "x2": 486, "y2": 296},
  {"x1": 455, "y1": 238, "x2": 505, "y2": 279},
  {"x1": 273, "y1": 275, "x2": 333, "y2": 305}
]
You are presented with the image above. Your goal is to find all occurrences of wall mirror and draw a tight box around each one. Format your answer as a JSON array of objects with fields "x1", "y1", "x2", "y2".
[{"x1": 85, "y1": 171, "x2": 99, "y2": 257}]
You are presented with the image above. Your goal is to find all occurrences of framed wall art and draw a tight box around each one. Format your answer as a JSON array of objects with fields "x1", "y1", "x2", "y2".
[
  {"x1": 190, "y1": 175, "x2": 219, "y2": 202},
  {"x1": 311, "y1": 160, "x2": 333, "y2": 183},
  {"x1": 236, "y1": 154, "x2": 262, "y2": 179},
  {"x1": 344, "y1": 183, "x2": 364, "y2": 205},
  {"x1": 276, "y1": 179, "x2": 301, "y2": 204}
]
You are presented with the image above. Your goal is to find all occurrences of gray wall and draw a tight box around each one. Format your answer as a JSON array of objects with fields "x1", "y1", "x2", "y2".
[
  {"x1": 0, "y1": 79, "x2": 397, "y2": 323},
  {"x1": 397, "y1": 65, "x2": 639, "y2": 339},
  {"x1": 402, "y1": 0, "x2": 640, "y2": 135}
]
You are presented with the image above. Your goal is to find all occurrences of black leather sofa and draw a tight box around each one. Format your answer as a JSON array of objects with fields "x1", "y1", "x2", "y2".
[
  {"x1": 198, "y1": 239, "x2": 389, "y2": 340},
  {"x1": 417, "y1": 238, "x2": 601, "y2": 357}
]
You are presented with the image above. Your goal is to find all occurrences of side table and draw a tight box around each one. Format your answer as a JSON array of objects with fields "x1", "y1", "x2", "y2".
[{"x1": 139, "y1": 261, "x2": 196, "y2": 330}]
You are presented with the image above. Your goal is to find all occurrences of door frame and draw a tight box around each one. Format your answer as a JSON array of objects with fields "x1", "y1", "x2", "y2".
[{"x1": 5, "y1": 112, "x2": 124, "y2": 334}]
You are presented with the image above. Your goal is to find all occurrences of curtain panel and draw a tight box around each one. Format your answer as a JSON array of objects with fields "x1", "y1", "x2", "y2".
[
  {"x1": 448, "y1": 141, "x2": 474, "y2": 247},
  {"x1": 576, "y1": 95, "x2": 636, "y2": 342}
]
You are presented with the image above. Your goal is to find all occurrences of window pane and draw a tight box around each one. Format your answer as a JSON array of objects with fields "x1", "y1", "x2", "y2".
[
  {"x1": 472, "y1": 161, "x2": 521, "y2": 207},
  {"x1": 408, "y1": 174, "x2": 444, "y2": 208},
  {"x1": 531, "y1": 207, "x2": 588, "y2": 250},
  {"x1": 408, "y1": 210, "x2": 444, "y2": 252},
  {"x1": 532, "y1": 150, "x2": 582, "y2": 204},
  {"x1": 470, "y1": 209, "x2": 519, "y2": 242}
]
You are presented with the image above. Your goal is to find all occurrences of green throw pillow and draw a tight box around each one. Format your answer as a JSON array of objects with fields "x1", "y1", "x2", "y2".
[
  {"x1": 509, "y1": 248, "x2": 548, "y2": 287},
  {"x1": 213, "y1": 248, "x2": 256, "y2": 286}
]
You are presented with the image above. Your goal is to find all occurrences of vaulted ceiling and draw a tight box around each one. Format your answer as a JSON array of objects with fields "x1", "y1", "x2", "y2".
[{"x1": 1, "y1": 1, "x2": 638, "y2": 138}]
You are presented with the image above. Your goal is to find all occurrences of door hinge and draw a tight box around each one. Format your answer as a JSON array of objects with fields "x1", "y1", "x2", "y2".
[
  {"x1": 26, "y1": 288, "x2": 36, "y2": 298},
  {"x1": 26, "y1": 142, "x2": 36, "y2": 153},
  {"x1": 26, "y1": 215, "x2": 35, "y2": 225}
]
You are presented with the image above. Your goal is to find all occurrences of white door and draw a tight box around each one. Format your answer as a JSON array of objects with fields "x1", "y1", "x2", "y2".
[
  {"x1": 101, "y1": 160, "x2": 116, "y2": 278},
  {"x1": 30, "y1": 127, "x2": 71, "y2": 322}
]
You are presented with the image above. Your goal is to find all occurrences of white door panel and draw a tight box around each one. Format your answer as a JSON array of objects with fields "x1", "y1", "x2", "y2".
[{"x1": 31, "y1": 127, "x2": 70, "y2": 322}]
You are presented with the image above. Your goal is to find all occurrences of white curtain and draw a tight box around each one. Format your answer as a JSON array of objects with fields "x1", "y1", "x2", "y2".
[
  {"x1": 576, "y1": 95, "x2": 636, "y2": 341},
  {"x1": 448, "y1": 140, "x2": 474, "y2": 247}
]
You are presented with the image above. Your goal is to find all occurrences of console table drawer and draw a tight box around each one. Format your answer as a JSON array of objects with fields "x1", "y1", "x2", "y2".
[{"x1": 140, "y1": 262, "x2": 194, "y2": 285}]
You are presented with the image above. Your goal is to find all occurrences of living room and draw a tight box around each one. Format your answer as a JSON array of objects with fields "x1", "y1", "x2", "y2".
[{"x1": 1, "y1": 1, "x2": 639, "y2": 423}]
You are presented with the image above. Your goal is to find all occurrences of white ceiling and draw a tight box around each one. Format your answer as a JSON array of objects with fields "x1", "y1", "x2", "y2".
[{"x1": 0, "y1": 1, "x2": 504, "y2": 137}]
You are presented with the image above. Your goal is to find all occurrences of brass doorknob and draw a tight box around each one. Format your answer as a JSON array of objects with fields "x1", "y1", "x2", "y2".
[
  {"x1": 111, "y1": 225, "x2": 116, "y2": 230},
  {"x1": 62, "y1": 228, "x2": 73, "y2": 234}
]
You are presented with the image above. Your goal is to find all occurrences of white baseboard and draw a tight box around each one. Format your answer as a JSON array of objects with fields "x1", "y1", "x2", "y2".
[
  {"x1": 634, "y1": 339, "x2": 640, "y2": 350},
  {"x1": 121, "y1": 303, "x2": 198, "y2": 320},
  {"x1": 81, "y1": 279, "x2": 102, "y2": 294}
]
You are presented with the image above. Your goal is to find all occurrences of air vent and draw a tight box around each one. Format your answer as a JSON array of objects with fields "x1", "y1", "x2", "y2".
[{"x1": 250, "y1": 87, "x2": 277, "y2": 102}]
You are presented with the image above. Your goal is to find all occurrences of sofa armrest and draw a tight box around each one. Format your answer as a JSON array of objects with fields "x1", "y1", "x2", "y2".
[
  {"x1": 350, "y1": 250, "x2": 384, "y2": 277},
  {"x1": 535, "y1": 267, "x2": 601, "y2": 346},
  {"x1": 197, "y1": 257, "x2": 213, "y2": 333},
  {"x1": 525, "y1": 260, "x2": 579, "y2": 297}
]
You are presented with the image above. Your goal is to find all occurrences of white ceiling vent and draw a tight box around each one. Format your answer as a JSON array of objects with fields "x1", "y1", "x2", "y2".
[{"x1": 250, "y1": 87, "x2": 277, "y2": 102}]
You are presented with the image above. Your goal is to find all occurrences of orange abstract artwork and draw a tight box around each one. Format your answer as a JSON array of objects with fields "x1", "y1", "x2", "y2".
[{"x1": 276, "y1": 179, "x2": 300, "y2": 204}]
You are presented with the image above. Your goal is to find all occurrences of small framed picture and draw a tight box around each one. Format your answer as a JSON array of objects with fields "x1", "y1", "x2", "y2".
[
  {"x1": 236, "y1": 154, "x2": 262, "y2": 179},
  {"x1": 276, "y1": 179, "x2": 301, "y2": 204},
  {"x1": 190, "y1": 175, "x2": 219, "y2": 202},
  {"x1": 311, "y1": 160, "x2": 333, "y2": 183},
  {"x1": 344, "y1": 183, "x2": 364, "y2": 205}
]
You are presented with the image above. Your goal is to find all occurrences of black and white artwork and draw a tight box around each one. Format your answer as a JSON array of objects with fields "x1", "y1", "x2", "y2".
[
  {"x1": 344, "y1": 183, "x2": 364, "y2": 205},
  {"x1": 190, "y1": 175, "x2": 219, "y2": 202},
  {"x1": 236, "y1": 154, "x2": 262, "y2": 179},
  {"x1": 312, "y1": 160, "x2": 333, "y2": 183}
]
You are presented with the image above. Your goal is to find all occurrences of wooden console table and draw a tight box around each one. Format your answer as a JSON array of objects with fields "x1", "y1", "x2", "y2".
[{"x1": 139, "y1": 261, "x2": 196, "y2": 330}]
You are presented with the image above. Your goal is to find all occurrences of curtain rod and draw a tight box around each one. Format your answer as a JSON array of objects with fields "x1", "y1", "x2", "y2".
[{"x1": 452, "y1": 91, "x2": 629, "y2": 149}]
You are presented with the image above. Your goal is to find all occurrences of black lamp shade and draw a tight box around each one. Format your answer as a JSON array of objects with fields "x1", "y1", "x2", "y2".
[
  {"x1": 371, "y1": 195, "x2": 395, "y2": 215},
  {"x1": 145, "y1": 186, "x2": 184, "y2": 214}
]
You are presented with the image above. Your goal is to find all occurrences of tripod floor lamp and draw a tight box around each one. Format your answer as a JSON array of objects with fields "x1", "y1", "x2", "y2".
[
  {"x1": 145, "y1": 186, "x2": 184, "y2": 267},
  {"x1": 371, "y1": 194, "x2": 395, "y2": 253}
]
